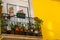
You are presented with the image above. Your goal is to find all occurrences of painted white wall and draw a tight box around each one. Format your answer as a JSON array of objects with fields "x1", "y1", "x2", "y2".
[
  {"x1": 2, "y1": 0, "x2": 34, "y2": 17},
  {"x1": 19, "y1": 0, "x2": 28, "y2": 2},
  {"x1": 2, "y1": 0, "x2": 28, "y2": 7},
  {"x1": 2, "y1": 0, "x2": 28, "y2": 13}
]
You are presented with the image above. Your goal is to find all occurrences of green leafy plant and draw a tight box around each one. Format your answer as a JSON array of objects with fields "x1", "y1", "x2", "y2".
[
  {"x1": 34, "y1": 17, "x2": 43, "y2": 30},
  {"x1": 33, "y1": 17, "x2": 43, "y2": 36},
  {"x1": 0, "y1": 0, "x2": 3, "y2": 3},
  {"x1": 10, "y1": 23, "x2": 15, "y2": 30}
]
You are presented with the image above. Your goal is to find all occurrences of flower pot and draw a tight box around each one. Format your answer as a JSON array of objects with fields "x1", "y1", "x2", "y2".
[
  {"x1": 14, "y1": 25, "x2": 20, "y2": 34},
  {"x1": 2, "y1": 29, "x2": 7, "y2": 34},
  {"x1": 28, "y1": 31, "x2": 34, "y2": 36},
  {"x1": 11, "y1": 30, "x2": 14, "y2": 34},
  {"x1": 34, "y1": 30, "x2": 39, "y2": 36},
  {"x1": 7, "y1": 30, "x2": 11, "y2": 34}
]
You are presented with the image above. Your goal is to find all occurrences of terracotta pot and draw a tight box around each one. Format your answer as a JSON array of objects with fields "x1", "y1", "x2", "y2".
[
  {"x1": 7, "y1": 30, "x2": 11, "y2": 34},
  {"x1": 14, "y1": 25, "x2": 20, "y2": 34},
  {"x1": 11, "y1": 30, "x2": 14, "y2": 34}
]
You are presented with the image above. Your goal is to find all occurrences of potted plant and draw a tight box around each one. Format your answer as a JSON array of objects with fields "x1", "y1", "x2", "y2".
[
  {"x1": 10, "y1": 23, "x2": 15, "y2": 34},
  {"x1": 28, "y1": 27, "x2": 34, "y2": 36},
  {"x1": 0, "y1": 0, "x2": 3, "y2": 4},
  {"x1": 1, "y1": 18, "x2": 8, "y2": 34},
  {"x1": 14, "y1": 25, "x2": 20, "y2": 34},
  {"x1": 34, "y1": 17, "x2": 43, "y2": 36},
  {"x1": 19, "y1": 24, "x2": 25, "y2": 35},
  {"x1": 16, "y1": 10, "x2": 25, "y2": 18}
]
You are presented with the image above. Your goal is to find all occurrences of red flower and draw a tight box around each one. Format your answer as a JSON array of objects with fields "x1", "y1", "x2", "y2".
[{"x1": 17, "y1": 10, "x2": 24, "y2": 14}]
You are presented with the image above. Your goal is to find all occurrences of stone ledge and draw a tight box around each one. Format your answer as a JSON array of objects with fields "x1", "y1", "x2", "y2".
[{"x1": 2, "y1": 34, "x2": 42, "y2": 40}]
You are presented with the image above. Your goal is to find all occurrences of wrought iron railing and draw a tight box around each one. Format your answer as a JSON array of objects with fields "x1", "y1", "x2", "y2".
[{"x1": 1, "y1": 13, "x2": 42, "y2": 36}]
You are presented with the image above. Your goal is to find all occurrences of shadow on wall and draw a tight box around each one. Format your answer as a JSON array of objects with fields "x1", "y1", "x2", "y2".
[{"x1": 51, "y1": 0, "x2": 60, "y2": 2}]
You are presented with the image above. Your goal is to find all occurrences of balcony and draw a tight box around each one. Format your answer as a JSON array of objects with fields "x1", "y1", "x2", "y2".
[{"x1": 2, "y1": 34, "x2": 42, "y2": 40}]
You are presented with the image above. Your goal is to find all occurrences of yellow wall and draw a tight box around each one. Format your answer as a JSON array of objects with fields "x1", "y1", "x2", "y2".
[{"x1": 32, "y1": 0, "x2": 60, "y2": 40}]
